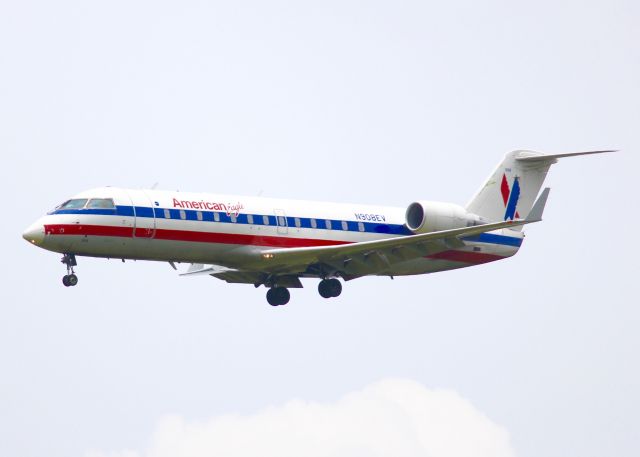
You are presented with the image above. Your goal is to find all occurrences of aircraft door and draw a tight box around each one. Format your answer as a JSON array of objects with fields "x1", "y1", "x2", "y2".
[
  {"x1": 274, "y1": 209, "x2": 288, "y2": 235},
  {"x1": 128, "y1": 190, "x2": 156, "y2": 238}
]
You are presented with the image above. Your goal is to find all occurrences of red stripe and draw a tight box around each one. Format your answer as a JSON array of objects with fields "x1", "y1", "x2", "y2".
[
  {"x1": 153, "y1": 228, "x2": 351, "y2": 248},
  {"x1": 44, "y1": 224, "x2": 351, "y2": 248},
  {"x1": 501, "y1": 174, "x2": 510, "y2": 205},
  {"x1": 45, "y1": 224, "x2": 132, "y2": 238},
  {"x1": 427, "y1": 250, "x2": 504, "y2": 264},
  {"x1": 45, "y1": 224, "x2": 507, "y2": 263}
]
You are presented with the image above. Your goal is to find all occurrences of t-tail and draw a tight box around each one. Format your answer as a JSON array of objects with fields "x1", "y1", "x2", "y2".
[{"x1": 466, "y1": 150, "x2": 615, "y2": 225}]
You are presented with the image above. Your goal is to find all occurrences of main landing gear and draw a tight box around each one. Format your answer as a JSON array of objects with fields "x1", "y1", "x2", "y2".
[
  {"x1": 266, "y1": 287, "x2": 290, "y2": 306},
  {"x1": 61, "y1": 253, "x2": 78, "y2": 287},
  {"x1": 264, "y1": 278, "x2": 343, "y2": 306},
  {"x1": 318, "y1": 278, "x2": 342, "y2": 299}
]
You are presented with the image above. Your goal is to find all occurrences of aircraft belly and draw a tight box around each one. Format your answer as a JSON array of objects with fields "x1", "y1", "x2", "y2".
[
  {"x1": 60, "y1": 236, "x2": 252, "y2": 266},
  {"x1": 382, "y1": 243, "x2": 519, "y2": 276}
]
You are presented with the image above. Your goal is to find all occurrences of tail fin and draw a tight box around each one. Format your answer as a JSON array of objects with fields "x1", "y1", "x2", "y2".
[{"x1": 466, "y1": 150, "x2": 614, "y2": 223}]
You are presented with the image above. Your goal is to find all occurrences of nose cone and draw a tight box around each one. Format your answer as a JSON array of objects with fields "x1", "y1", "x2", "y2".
[{"x1": 23, "y1": 221, "x2": 45, "y2": 246}]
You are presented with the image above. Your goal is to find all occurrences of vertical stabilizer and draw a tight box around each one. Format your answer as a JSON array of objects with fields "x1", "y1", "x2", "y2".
[{"x1": 466, "y1": 149, "x2": 613, "y2": 224}]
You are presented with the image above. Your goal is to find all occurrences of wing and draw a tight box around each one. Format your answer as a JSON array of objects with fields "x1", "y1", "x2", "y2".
[
  {"x1": 258, "y1": 189, "x2": 549, "y2": 278},
  {"x1": 182, "y1": 189, "x2": 548, "y2": 284},
  {"x1": 257, "y1": 218, "x2": 529, "y2": 278},
  {"x1": 180, "y1": 263, "x2": 303, "y2": 287}
]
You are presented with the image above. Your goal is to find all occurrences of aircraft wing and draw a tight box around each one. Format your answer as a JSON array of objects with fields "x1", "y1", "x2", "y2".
[
  {"x1": 180, "y1": 262, "x2": 303, "y2": 287},
  {"x1": 183, "y1": 189, "x2": 548, "y2": 284},
  {"x1": 180, "y1": 219, "x2": 529, "y2": 285},
  {"x1": 258, "y1": 218, "x2": 526, "y2": 276},
  {"x1": 258, "y1": 188, "x2": 549, "y2": 278}
]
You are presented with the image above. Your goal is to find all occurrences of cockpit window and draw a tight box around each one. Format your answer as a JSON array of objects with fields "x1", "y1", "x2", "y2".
[
  {"x1": 87, "y1": 198, "x2": 115, "y2": 209},
  {"x1": 59, "y1": 199, "x2": 88, "y2": 209}
]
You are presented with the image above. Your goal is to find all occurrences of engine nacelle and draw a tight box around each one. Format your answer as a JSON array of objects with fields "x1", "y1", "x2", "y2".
[{"x1": 405, "y1": 201, "x2": 486, "y2": 234}]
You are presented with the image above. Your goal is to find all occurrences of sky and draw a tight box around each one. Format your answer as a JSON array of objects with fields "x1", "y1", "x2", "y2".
[{"x1": 1, "y1": 1, "x2": 639, "y2": 456}]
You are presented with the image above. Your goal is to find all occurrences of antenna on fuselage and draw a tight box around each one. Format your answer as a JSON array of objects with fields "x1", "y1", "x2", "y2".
[{"x1": 150, "y1": 182, "x2": 159, "y2": 190}]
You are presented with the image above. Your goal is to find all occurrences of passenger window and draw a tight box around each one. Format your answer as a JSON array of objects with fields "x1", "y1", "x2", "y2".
[
  {"x1": 263, "y1": 215, "x2": 270, "y2": 225},
  {"x1": 164, "y1": 209, "x2": 171, "y2": 219},
  {"x1": 247, "y1": 214, "x2": 254, "y2": 224},
  {"x1": 358, "y1": 222, "x2": 365, "y2": 232},
  {"x1": 214, "y1": 212, "x2": 220, "y2": 222},
  {"x1": 179, "y1": 210, "x2": 186, "y2": 220},
  {"x1": 310, "y1": 218, "x2": 317, "y2": 229},
  {"x1": 325, "y1": 220, "x2": 332, "y2": 230},
  {"x1": 60, "y1": 199, "x2": 88, "y2": 209},
  {"x1": 294, "y1": 217, "x2": 301, "y2": 228},
  {"x1": 196, "y1": 211, "x2": 203, "y2": 221},
  {"x1": 230, "y1": 214, "x2": 237, "y2": 223},
  {"x1": 278, "y1": 216, "x2": 286, "y2": 226},
  {"x1": 341, "y1": 221, "x2": 348, "y2": 231},
  {"x1": 87, "y1": 198, "x2": 115, "y2": 209}
]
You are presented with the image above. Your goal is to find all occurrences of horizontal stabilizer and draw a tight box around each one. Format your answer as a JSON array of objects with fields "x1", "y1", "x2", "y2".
[
  {"x1": 516, "y1": 150, "x2": 616, "y2": 162},
  {"x1": 467, "y1": 149, "x2": 614, "y2": 223}
]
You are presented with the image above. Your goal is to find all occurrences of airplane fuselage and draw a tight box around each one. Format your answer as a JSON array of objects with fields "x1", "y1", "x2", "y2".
[
  {"x1": 24, "y1": 187, "x2": 522, "y2": 278},
  {"x1": 26, "y1": 149, "x2": 607, "y2": 305}
]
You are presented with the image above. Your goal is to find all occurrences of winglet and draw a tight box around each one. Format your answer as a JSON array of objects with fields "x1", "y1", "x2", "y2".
[{"x1": 526, "y1": 187, "x2": 550, "y2": 222}]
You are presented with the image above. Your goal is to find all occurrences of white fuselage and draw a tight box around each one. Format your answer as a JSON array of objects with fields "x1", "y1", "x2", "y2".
[{"x1": 23, "y1": 187, "x2": 523, "y2": 277}]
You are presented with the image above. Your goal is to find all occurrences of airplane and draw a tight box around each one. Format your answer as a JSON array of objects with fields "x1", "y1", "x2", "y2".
[{"x1": 22, "y1": 150, "x2": 612, "y2": 306}]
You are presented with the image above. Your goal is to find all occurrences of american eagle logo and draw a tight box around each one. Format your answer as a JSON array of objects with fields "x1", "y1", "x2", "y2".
[{"x1": 501, "y1": 174, "x2": 520, "y2": 221}]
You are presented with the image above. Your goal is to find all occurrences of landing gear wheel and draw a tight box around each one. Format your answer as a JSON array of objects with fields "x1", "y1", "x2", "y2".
[
  {"x1": 318, "y1": 278, "x2": 342, "y2": 298},
  {"x1": 61, "y1": 254, "x2": 79, "y2": 288},
  {"x1": 62, "y1": 274, "x2": 78, "y2": 287},
  {"x1": 266, "y1": 287, "x2": 290, "y2": 306},
  {"x1": 328, "y1": 278, "x2": 342, "y2": 297}
]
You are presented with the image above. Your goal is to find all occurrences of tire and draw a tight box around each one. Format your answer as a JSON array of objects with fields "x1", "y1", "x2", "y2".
[
  {"x1": 266, "y1": 288, "x2": 279, "y2": 306},
  {"x1": 328, "y1": 278, "x2": 342, "y2": 297},
  {"x1": 318, "y1": 280, "x2": 332, "y2": 298},
  {"x1": 267, "y1": 287, "x2": 290, "y2": 306},
  {"x1": 62, "y1": 275, "x2": 70, "y2": 287},
  {"x1": 274, "y1": 287, "x2": 290, "y2": 305},
  {"x1": 67, "y1": 274, "x2": 78, "y2": 287},
  {"x1": 319, "y1": 279, "x2": 342, "y2": 298}
]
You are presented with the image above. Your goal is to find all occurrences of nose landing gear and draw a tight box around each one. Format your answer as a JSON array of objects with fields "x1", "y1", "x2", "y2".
[{"x1": 61, "y1": 254, "x2": 78, "y2": 287}]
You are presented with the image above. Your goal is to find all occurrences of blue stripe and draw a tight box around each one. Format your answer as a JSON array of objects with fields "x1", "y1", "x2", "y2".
[
  {"x1": 53, "y1": 208, "x2": 118, "y2": 216},
  {"x1": 117, "y1": 206, "x2": 135, "y2": 217},
  {"x1": 51, "y1": 205, "x2": 521, "y2": 247},
  {"x1": 134, "y1": 206, "x2": 154, "y2": 218},
  {"x1": 462, "y1": 233, "x2": 523, "y2": 247},
  {"x1": 504, "y1": 176, "x2": 520, "y2": 221}
]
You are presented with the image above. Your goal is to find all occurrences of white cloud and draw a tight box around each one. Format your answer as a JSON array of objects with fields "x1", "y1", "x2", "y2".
[{"x1": 86, "y1": 379, "x2": 514, "y2": 457}]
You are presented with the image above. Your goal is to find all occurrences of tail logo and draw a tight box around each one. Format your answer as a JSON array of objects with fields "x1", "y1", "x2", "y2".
[{"x1": 500, "y1": 174, "x2": 520, "y2": 220}]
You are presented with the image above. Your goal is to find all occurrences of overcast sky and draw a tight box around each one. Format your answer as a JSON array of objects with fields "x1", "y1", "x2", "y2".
[{"x1": 1, "y1": 1, "x2": 639, "y2": 456}]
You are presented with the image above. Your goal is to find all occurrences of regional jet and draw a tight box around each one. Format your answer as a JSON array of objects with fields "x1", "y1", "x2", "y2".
[{"x1": 22, "y1": 150, "x2": 611, "y2": 306}]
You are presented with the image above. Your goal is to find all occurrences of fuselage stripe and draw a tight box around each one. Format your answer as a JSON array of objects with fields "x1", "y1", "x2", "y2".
[
  {"x1": 43, "y1": 223, "x2": 512, "y2": 264},
  {"x1": 48, "y1": 205, "x2": 523, "y2": 247},
  {"x1": 44, "y1": 224, "x2": 352, "y2": 249}
]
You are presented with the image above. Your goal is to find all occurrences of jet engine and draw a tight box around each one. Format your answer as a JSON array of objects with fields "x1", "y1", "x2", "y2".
[{"x1": 405, "y1": 201, "x2": 486, "y2": 234}]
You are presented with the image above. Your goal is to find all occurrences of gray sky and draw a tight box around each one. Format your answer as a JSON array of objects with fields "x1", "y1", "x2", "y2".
[{"x1": 1, "y1": 1, "x2": 639, "y2": 456}]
